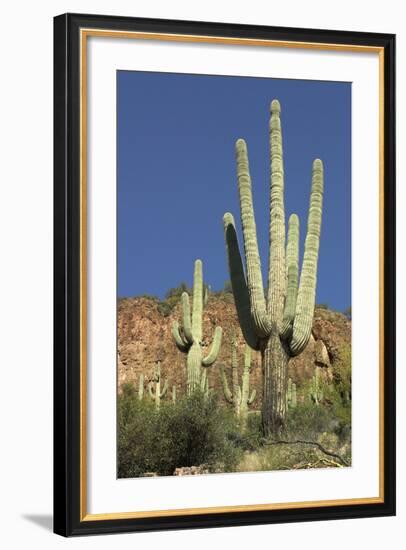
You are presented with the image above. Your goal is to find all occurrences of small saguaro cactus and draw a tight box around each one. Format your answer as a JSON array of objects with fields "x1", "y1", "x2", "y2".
[
  {"x1": 310, "y1": 368, "x2": 323, "y2": 406},
  {"x1": 138, "y1": 373, "x2": 145, "y2": 401},
  {"x1": 220, "y1": 335, "x2": 256, "y2": 427},
  {"x1": 200, "y1": 368, "x2": 210, "y2": 400},
  {"x1": 223, "y1": 99, "x2": 324, "y2": 435},
  {"x1": 287, "y1": 378, "x2": 297, "y2": 409},
  {"x1": 148, "y1": 361, "x2": 168, "y2": 409},
  {"x1": 172, "y1": 259, "x2": 223, "y2": 395}
]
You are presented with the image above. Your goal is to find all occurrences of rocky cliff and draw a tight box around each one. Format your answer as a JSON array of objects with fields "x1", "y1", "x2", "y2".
[{"x1": 118, "y1": 295, "x2": 351, "y2": 406}]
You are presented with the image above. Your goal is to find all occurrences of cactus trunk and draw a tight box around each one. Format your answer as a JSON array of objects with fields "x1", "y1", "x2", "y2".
[
  {"x1": 187, "y1": 342, "x2": 203, "y2": 394},
  {"x1": 262, "y1": 332, "x2": 289, "y2": 436}
]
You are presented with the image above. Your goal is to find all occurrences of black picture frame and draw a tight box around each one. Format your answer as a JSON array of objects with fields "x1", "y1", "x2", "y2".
[{"x1": 54, "y1": 12, "x2": 396, "y2": 537}]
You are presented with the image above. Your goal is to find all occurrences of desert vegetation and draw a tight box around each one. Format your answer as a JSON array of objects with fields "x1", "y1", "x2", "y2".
[
  {"x1": 118, "y1": 342, "x2": 351, "y2": 477},
  {"x1": 117, "y1": 100, "x2": 351, "y2": 478}
]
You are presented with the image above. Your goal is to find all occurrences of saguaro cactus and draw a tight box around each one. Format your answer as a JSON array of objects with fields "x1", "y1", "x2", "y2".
[
  {"x1": 172, "y1": 259, "x2": 223, "y2": 395},
  {"x1": 223, "y1": 99, "x2": 324, "y2": 435},
  {"x1": 200, "y1": 368, "x2": 210, "y2": 400},
  {"x1": 310, "y1": 368, "x2": 323, "y2": 406},
  {"x1": 220, "y1": 336, "x2": 256, "y2": 428},
  {"x1": 138, "y1": 373, "x2": 144, "y2": 401},
  {"x1": 148, "y1": 361, "x2": 168, "y2": 409}
]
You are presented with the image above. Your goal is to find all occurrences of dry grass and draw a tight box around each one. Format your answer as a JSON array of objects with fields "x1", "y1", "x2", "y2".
[{"x1": 236, "y1": 434, "x2": 351, "y2": 473}]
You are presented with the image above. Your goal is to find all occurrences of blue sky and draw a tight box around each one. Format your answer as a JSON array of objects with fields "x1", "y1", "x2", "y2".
[{"x1": 117, "y1": 71, "x2": 351, "y2": 312}]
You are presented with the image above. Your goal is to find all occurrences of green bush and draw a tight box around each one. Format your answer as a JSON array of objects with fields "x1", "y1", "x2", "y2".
[
  {"x1": 285, "y1": 401, "x2": 333, "y2": 441},
  {"x1": 284, "y1": 373, "x2": 351, "y2": 446},
  {"x1": 118, "y1": 389, "x2": 242, "y2": 477},
  {"x1": 117, "y1": 385, "x2": 159, "y2": 477},
  {"x1": 155, "y1": 282, "x2": 191, "y2": 316}
]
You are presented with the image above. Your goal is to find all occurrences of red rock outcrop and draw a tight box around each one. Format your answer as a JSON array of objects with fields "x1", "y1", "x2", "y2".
[{"x1": 118, "y1": 296, "x2": 351, "y2": 407}]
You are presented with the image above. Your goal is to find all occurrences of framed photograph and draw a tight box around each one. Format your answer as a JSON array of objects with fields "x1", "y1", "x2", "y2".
[{"x1": 54, "y1": 13, "x2": 395, "y2": 536}]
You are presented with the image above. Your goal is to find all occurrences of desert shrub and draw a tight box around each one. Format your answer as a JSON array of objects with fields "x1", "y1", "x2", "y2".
[
  {"x1": 237, "y1": 442, "x2": 324, "y2": 472},
  {"x1": 282, "y1": 372, "x2": 351, "y2": 450},
  {"x1": 157, "y1": 300, "x2": 173, "y2": 316},
  {"x1": 117, "y1": 390, "x2": 242, "y2": 477},
  {"x1": 138, "y1": 294, "x2": 159, "y2": 301},
  {"x1": 285, "y1": 401, "x2": 333, "y2": 441},
  {"x1": 158, "y1": 282, "x2": 213, "y2": 316},
  {"x1": 211, "y1": 280, "x2": 235, "y2": 303},
  {"x1": 155, "y1": 282, "x2": 191, "y2": 316},
  {"x1": 117, "y1": 385, "x2": 159, "y2": 478},
  {"x1": 238, "y1": 412, "x2": 263, "y2": 450},
  {"x1": 155, "y1": 392, "x2": 241, "y2": 474},
  {"x1": 165, "y1": 282, "x2": 191, "y2": 299}
]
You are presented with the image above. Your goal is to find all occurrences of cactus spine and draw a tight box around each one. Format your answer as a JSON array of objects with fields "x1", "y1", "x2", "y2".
[
  {"x1": 172, "y1": 259, "x2": 223, "y2": 395},
  {"x1": 223, "y1": 100, "x2": 324, "y2": 435},
  {"x1": 220, "y1": 336, "x2": 256, "y2": 428},
  {"x1": 148, "y1": 361, "x2": 168, "y2": 409}
]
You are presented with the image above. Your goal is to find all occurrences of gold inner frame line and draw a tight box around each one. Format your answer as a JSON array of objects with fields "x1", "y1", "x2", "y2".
[{"x1": 79, "y1": 27, "x2": 385, "y2": 522}]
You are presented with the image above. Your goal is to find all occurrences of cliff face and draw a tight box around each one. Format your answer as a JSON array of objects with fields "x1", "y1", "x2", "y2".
[{"x1": 118, "y1": 296, "x2": 351, "y2": 405}]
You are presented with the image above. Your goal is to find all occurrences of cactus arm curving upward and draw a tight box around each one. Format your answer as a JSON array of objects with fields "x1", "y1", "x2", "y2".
[
  {"x1": 281, "y1": 214, "x2": 300, "y2": 340},
  {"x1": 148, "y1": 383, "x2": 155, "y2": 399},
  {"x1": 220, "y1": 364, "x2": 233, "y2": 403},
  {"x1": 223, "y1": 213, "x2": 259, "y2": 350},
  {"x1": 290, "y1": 159, "x2": 324, "y2": 356},
  {"x1": 247, "y1": 389, "x2": 256, "y2": 405},
  {"x1": 148, "y1": 380, "x2": 167, "y2": 400},
  {"x1": 171, "y1": 321, "x2": 189, "y2": 351},
  {"x1": 241, "y1": 344, "x2": 256, "y2": 406},
  {"x1": 160, "y1": 379, "x2": 168, "y2": 398},
  {"x1": 191, "y1": 259, "x2": 203, "y2": 342},
  {"x1": 181, "y1": 292, "x2": 194, "y2": 344},
  {"x1": 202, "y1": 326, "x2": 223, "y2": 366},
  {"x1": 236, "y1": 139, "x2": 272, "y2": 338},
  {"x1": 267, "y1": 100, "x2": 287, "y2": 326}
]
